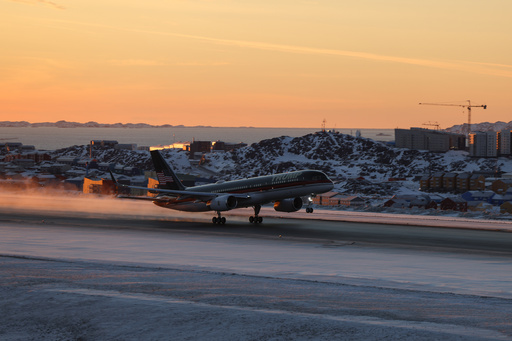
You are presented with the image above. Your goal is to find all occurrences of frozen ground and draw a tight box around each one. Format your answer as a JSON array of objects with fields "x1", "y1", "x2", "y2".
[{"x1": 1, "y1": 193, "x2": 512, "y2": 340}]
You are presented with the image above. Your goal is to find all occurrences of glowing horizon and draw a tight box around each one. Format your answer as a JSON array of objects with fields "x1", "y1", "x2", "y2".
[{"x1": 2, "y1": 0, "x2": 511, "y2": 129}]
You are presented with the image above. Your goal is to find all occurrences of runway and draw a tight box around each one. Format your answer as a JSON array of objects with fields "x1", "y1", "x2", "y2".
[
  {"x1": 2, "y1": 203, "x2": 512, "y2": 255},
  {"x1": 1, "y1": 194, "x2": 512, "y2": 340}
]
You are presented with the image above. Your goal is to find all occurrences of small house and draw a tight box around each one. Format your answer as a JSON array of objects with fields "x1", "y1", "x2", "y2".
[
  {"x1": 461, "y1": 191, "x2": 494, "y2": 203},
  {"x1": 500, "y1": 201, "x2": 512, "y2": 214},
  {"x1": 469, "y1": 174, "x2": 485, "y2": 191},
  {"x1": 491, "y1": 179, "x2": 512, "y2": 195},
  {"x1": 440, "y1": 197, "x2": 468, "y2": 212},
  {"x1": 468, "y1": 202, "x2": 493, "y2": 212},
  {"x1": 312, "y1": 191, "x2": 338, "y2": 206},
  {"x1": 330, "y1": 195, "x2": 365, "y2": 207},
  {"x1": 83, "y1": 177, "x2": 116, "y2": 195},
  {"x1": 383, "y1": 199, "x2": 410, "y2": 209}
]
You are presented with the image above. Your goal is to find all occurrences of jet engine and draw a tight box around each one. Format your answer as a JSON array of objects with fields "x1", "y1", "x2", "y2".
[
  {"x1": 208, "y1": 195, "x2": 238, "y2": 211},
  {"x1": 274, "y1": 197, "x2": 303, "y2": 212}
]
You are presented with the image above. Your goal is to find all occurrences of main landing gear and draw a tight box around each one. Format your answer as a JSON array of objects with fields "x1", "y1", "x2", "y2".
[
  {"x1": 249, "y1": 205, "x2": 263, "y2": 224},
  {"x1": 212, "y1": 211, "x2": 226, "y2": 225}
]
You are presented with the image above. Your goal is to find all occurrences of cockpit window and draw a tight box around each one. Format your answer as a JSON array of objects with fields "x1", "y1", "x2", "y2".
[{"x1": 305, "y1": 171, "x2": 328, "y2": 181}]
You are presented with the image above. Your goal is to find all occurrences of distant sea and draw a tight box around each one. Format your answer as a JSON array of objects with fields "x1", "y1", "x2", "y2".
[{"x1": 0, "y1": 127, "x2": 395, "y2": 150}]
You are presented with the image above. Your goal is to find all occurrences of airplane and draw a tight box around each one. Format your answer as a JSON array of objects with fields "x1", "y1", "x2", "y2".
[{"x1": 110, "y1": 150, "x2": 334, "y2": 224}]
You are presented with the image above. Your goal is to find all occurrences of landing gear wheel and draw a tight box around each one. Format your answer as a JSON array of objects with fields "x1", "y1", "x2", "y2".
[
  {"x1": 213, "y1": 212, "x2": 226, "y2": 225},
  {"x1": 249, "y1": 216, "x2": 263, "y2": 224},
  {"x1": 249, "y1": 204, "x2": 263, "y2": 224},
  {"x1": 306, "y1": 207, "x2": 314, "y2": 213}
]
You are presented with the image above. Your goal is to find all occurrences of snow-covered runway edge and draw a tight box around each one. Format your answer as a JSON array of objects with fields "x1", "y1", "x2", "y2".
[
  {"x1": 227, "y1": 207, "x2": 512, "y2": 231},
  {"x1": 1, "y1": 192, "x2": 512, "y2": 340},
  {"x1": 2, "y1": 254, "x2": 510, "y2": 341}
]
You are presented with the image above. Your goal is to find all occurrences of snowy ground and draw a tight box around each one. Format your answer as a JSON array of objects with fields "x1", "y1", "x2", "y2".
[{"x1": 1, "y1": 193, "x2": 512, "y2": 340}]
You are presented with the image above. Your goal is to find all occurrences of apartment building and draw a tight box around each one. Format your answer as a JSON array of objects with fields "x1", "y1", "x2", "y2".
[
  {"x1": 395, "y1": 128, "x2": 465, "y2": 152},
  {"x1": 500, "y1": 130, "x2": 512, "y2": 156}
]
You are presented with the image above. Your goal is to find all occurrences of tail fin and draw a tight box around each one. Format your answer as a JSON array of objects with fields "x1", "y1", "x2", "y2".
[{"x1": 150, "y1": 150, "x2": 186, "y2": 190}]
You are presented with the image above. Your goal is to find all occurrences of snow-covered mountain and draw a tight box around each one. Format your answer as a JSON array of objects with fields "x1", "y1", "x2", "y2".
[
  {"x1": 446, "y1": 121, "x2": 512, "y2": 134},
  {"x1": 0, "y1": 120, "x2": 198, "y2": 128},
  {"x1": 204, "y1": 131, "x2": 512, "y2": 180}
]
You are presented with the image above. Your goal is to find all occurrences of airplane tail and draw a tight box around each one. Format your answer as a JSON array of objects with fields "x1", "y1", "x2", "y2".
[{"x1": 150, "y1": 150, "x2": 186, "y2": 190}]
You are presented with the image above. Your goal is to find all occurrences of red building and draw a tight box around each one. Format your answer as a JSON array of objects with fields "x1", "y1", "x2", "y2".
[{"x1": 440, "y1": 197, "x2": 468, "y2": 212}]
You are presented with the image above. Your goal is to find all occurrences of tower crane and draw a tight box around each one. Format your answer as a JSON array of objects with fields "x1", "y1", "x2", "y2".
[
  {"x1": 422, "y1": 121, "x2": 441, "y2": 130},
  {"x1": 419, "y1": 100, "x2": 487, "y2": 135}
]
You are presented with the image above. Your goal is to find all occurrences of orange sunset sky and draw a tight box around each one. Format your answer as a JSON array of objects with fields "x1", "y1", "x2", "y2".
[{"x1": 1, "y1": 0, "x2": 511, "y2": 129}]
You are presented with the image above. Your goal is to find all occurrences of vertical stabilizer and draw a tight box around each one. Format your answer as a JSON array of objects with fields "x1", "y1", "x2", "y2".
[{"x1": 150, "y1": 150, "x2": 186, "y2": 190}]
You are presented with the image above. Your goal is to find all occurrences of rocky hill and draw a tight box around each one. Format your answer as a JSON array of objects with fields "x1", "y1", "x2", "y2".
[
  {"x1": 201, "y1": 131, "x2": 505, "y2": 181},
  {"x1": 50, "y1": 131, "x2": 509, "y2": 186}
]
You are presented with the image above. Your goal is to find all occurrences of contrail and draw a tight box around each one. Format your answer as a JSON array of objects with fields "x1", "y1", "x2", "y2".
[
  {"x1": 9, "y1": 0, "x2": 65, "y2": 10},
  {"x1": 46, "y1": 19, "x2": 512, "y2": 78}
]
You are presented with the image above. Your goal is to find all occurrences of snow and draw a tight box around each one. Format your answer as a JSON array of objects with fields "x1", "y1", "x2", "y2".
[
  {"x1": 46, "y1": 130, "x2": 507, "y2": 182},
  {"x1": 29, "y1": 131, "x2": 512, "y2": 215},
  {"x1": 1, "y1": 193, "x2": 512, "y2": 339},
  {"x1": 2, "y1": 221, "x2": 511, "y2": 299}
]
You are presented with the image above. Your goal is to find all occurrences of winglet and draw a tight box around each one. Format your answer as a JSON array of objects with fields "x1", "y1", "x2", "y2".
[
  {"x1": 108, "y1": 169, "x2": 119, "y2": 195},
  {"x1": 108, "y1": 169, "x2": 117, "y2": 184}
]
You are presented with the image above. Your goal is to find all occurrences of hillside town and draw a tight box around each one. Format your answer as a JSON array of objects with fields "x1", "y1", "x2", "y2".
[{"x1": 2, "y1": 127, "x2": 512, "y2": 218}]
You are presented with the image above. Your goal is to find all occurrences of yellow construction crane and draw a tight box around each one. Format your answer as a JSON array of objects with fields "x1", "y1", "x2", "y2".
[{"x1": 419, "y1": 100, "x2": 487, "y2": 135}]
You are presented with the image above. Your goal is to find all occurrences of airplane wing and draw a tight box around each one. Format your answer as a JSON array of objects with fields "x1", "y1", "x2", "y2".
[
  {"x1": 116, "y1": 195, "x2": 171, "y2": 202},
  {"x1": 139, "y1": 184, "x2": 251, "y2": 201},
  {"x1": 111, "y1": 176, "x2": 250, "y2": 202}
]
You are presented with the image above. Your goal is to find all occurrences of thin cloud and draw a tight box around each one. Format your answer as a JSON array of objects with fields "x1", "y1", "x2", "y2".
[
  {"x1": 108, "y1": 59, "x2": 229, "y2": 67},
  {"x1": 175, "y1": 61, "x2": 229, "y2": 66},
  {"x1": 9, "y1": 0, "x2": 65, "y2": 10},
  {"x1": 109, "y1": 59, "x2": 168, "y2": 67},
  {"x1": 24, "y1": 57, "x2": 75, "y2": 68},
  {"x1": 166, "y1": 32, "x2": 512, "y2": 78},
  {"x1": 110, "y1": 27, "x2": 512, "y2": 78},
  {"x1": 460, "y1": 60, "x2": 512, "y2": 69},
  {"x1": 47, "y1": 19, "x2": 512, "y2": 78}
]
